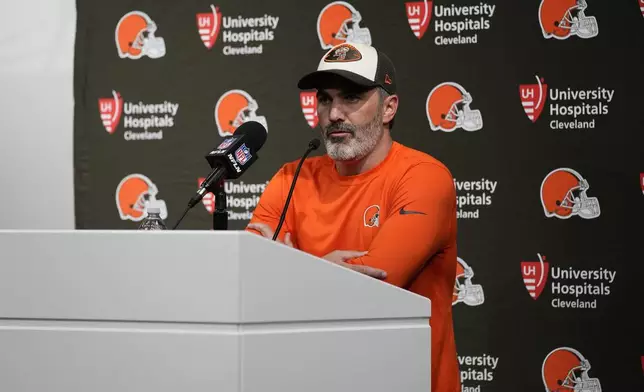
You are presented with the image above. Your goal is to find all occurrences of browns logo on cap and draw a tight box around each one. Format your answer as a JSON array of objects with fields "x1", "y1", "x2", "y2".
[{"x1": 297, "y1": 42, "x2": 397, "y2": 95}]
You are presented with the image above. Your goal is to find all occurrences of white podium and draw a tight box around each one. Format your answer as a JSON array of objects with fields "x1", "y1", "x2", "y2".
[{"x1": 0, "y1": 230, "x2": 431, "y2": 392}]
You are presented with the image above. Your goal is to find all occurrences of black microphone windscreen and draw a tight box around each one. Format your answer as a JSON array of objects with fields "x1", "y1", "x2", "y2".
[
  {"x1": 309, "y1": 138, "x2": 321, "y2": 150},
  {"x1": 234, "y1": 121, "x2": 267, "y2": 152}
]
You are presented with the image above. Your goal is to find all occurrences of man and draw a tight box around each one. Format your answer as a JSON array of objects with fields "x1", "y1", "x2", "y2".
[{"x1": 246, "y1": 42, "x2": 460, "y2": 392}]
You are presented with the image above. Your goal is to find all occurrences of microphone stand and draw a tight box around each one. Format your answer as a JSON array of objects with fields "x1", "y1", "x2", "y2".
[{"x1": 211, "y1": 180, "x2": 228, "y2": 230}]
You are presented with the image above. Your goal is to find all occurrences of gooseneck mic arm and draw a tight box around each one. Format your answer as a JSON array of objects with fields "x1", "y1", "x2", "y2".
[{"x1": 272, "y1": 138, "x2": 321, "y2": 241}]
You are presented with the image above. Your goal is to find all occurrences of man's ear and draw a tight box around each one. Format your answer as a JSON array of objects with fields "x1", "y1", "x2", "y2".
[{"x1": 383, "y1": 94, "x2": 399, "y2": 124}]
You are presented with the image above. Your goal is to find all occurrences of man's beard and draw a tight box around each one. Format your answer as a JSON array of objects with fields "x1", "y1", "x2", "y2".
[{"x1": 321, "y1": 106, "x2": 384, "y2": 162}]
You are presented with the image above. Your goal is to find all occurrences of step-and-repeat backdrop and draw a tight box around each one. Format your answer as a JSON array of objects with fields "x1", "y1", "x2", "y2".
[{"x1": 74, "y1": 1, "x2": 644, "y2": 389}]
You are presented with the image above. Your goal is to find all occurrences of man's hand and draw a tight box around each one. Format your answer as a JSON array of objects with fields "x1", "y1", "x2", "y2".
[
  {"x1": 247, "y1": 222, "x2": 294, "y2": 247},
  {"x1": 323, "y1": 250, "x2": 388, "y2": 280}
]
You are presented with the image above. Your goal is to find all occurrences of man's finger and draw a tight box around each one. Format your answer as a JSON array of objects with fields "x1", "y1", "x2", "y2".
[
  {"x1": 349, "y1": 264, "x2": 387, "y2": 279},
  {"x1": 338, "y1": 250, "x2": 369, "y2": 261},
  {"x1": 284, "y1": 232, "x2": 294, "y2": 248},
  {"x1": 247, "y1": 223, "x2": 274, "y2": 238}
]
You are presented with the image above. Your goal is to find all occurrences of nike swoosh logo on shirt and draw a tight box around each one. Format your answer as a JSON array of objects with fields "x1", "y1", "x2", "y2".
[{"x1": 399, "y1": 207, "x2": 427, "y2": 215}]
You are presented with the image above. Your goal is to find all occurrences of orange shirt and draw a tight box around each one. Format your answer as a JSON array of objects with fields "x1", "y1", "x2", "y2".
[{"x1": 246, "y1": 141, "x2": 460, "y2": 392}]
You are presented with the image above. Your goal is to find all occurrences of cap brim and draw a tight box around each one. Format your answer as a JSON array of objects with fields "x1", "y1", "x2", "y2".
[{"x1": 297, "y1": 70, "x2": 378, "y2": 91}]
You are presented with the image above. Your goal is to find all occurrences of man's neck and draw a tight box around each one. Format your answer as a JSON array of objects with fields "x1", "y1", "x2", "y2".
[{"x1": 335, "y1": 132, "x2": 393, "y2": 177}]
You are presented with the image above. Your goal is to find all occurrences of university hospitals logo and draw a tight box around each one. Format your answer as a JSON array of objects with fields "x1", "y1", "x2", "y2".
[
  {"x1": 519, "y1": 76, "x2": 548, "y2": 123},
  {"x1": 640, "y1": 0, "x2": 644, "y2": 17},
  {"x1": 521, "y1": 253, "x2": 616, "y2": 309},
  {"x1": 540, "y1": 167, "x2": 600, "y2": 220},
  {"x1": 97, "y1": 91, "x2": 179, "y2": 141},
  {"x1": 115, "y1": 174, "x2": 168, "y2": 222},
  {"x1": 521, "y1": 253, "x2": 549, "y2": 300},
  {"x1": 459, "y1": 352, "x2": 499, "y2": 390},
  {"x1": 539, "y1": 0, "x2": 599, "y2": 40},
  {"x1": 317, "y1": 2, "x2": 372, "y2": 50},
  {"x1": 519, "y1": 74, "x2": 614, "y2": 130},
  {"x1": 196, "y1": 4, "x2": 279, "y2": 55},
  {"x1": 404, "y1": 1, "x2": 495, "y2": 45},
  {"x1": 542, "y1": 347, "x2": 602, "y2": 391},
  {"x1": 196, "y1": 5, "x2": 222, "y2": 50},
  {"x1": 405, "y1": 1, "x2": 431, "y2": 39},
  {"x1": 427, "y1": 82, "x2": 483, "y2": 132},
  {"x1": 453, "y1": 257, "x2": 484, "y2": 306},
  {"x1": 115, "y1": 11, "x2": 166, "y2": 59},
  {"x1": 454, "y1": 177, "x2": 498, "y2": 219},
  {"x1": 640, "y1": 173, "x2": 644, "y2": 195},
  {"x1": 198, "y1": 179, "x2": 268, "y2": 221},
  {"x1": 300, "y1": 92, "x2": 319, "y2": 128},
  {"x1": 98, "y1": 91, "x2": 123, "y2": 134},
  {"x1": 214, "y1": 89, "x2": 268, "y2": 137}
]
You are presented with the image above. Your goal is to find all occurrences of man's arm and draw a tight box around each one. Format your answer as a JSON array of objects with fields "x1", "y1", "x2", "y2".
[
  {"x1": 245, "y1": 166, "x2": 292, "y2": 243},
  {"x1": 346, "y1": 162, "x2": 456, "y2": 288}
]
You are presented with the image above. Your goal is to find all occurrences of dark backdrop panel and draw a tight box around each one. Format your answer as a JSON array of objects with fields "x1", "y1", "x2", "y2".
[{"x1": 73, "y1": 0, "x2": 644, "y2": 389}]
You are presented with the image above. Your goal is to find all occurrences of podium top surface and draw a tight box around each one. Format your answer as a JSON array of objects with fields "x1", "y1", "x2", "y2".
[{"x1": 0, "y1": 230, "x2": 430, "y2": 324}]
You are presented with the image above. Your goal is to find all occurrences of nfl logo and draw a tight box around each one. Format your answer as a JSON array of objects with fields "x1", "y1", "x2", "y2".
[
  {"x1": 217, "y1": 137, "x2": 236, "y2": 150},
  {"x1": 235, "y1": 143, "x2": 252, "y2": 165}
]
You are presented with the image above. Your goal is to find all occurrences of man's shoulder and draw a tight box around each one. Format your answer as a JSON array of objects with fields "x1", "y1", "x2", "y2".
[
  {"x1": 393, "y1": 142, "x2": 453, "y2": 180},
  {"x1": 280, "y1": 154, "x2": 331, "y2": 177}
]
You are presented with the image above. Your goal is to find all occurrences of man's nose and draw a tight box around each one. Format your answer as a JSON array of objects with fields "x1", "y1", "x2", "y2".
[{"x1": 328, "y1": 102, "x2": 345, "y2": 122}]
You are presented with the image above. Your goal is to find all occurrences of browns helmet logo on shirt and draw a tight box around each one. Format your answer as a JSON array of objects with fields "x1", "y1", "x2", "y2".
[
  {"x1": 363, "y1": 205, "x2": 380, "y2": 227},
  {"x1": 540, "y1": 168, "x2": 600, "y2": 219},
  {"x1": 317, "y1": 1, "x2": 372, "y2": 50},
  {"x1": 453, "y1": 257, "x2": 484, "y2": 306},
  {"x1": 426, "y1": 82, "x2": 483, "y2": 132},
  {"x1": 214, "y1": 89, "x2": 268, "y2": 137},
  {"x1": 539, "y1": 0, "x2": 599, "y2": 40},
  {"x1": 115, "y1": 11, "x2": 166, "y2": 59},
  {"x1": 115, "y1": 174, "x2": 168, "y2": 222},
  {"x1": 542, "y1": 347, "x2": 602, "y2": 392}
]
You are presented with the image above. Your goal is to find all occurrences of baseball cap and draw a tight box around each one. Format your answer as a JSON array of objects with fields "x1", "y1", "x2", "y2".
[{"x1": 297, "y1": 42, "x2": 397, "y2": 95}]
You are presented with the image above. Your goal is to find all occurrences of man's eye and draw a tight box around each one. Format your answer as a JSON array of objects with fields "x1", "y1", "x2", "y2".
[
  {"x1": 344, "y1": 94, "x2": 360, "y2": 102},
  {"x1": 317, "y1": 96, "x2": 330, "y2": 104}
]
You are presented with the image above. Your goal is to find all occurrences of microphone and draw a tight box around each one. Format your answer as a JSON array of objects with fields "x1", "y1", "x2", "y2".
[
  {"x1": 272, "y1": 138, "x2": 321, "y2": 241},
  {"x1": 171, "y1": 121, "x2": 268, "y2": 230}
]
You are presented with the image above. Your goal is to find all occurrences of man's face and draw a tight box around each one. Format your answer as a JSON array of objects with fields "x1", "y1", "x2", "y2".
[{"x1": 316, "y1": 84, "x2": 384, "y2": 162}]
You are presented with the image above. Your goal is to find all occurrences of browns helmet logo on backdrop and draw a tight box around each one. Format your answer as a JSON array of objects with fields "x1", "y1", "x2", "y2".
[
  {"x1": 214, "y1": 89, "x2": 268, "y2": 137},
  {"x1": 542, "y1": 347, "x2": 602, "y2": 392},
  {"x1": 317, "y1": 1, "x2": 372, "y2": 50},
  {"x1": 115, "y1": 11, "x2": 166, "y2": 59},
  {"x1": 115, "y1": 174, "x2": 168, "y2": 222},
  {"x1": 541, "y1": 168, "x2": 600, "y2": 219},
  {"x1": 427, "y1": 82, "x2": 483, "y2": 132},
  {"x1": 539, "y1": 0, "x2": 599, "y2": 40},
  {"x1": 453, "y1": 257, "x2": 484, "y2": 306}
]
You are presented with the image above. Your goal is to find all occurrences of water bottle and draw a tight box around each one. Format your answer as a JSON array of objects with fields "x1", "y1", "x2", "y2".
[{"x1": 138, "y1": 207, "x2": 167, "y2": 230}]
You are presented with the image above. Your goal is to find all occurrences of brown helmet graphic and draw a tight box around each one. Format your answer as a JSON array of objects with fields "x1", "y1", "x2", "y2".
[
  {"x1": 115, "y1": 11, "x2": 166, "y2": 59},
  {"x1": 542, "y1": 347, "x2": 602, "y2": 391},
  {"x1": 115, "y1": 174, "x2": 167, "y2": 222},
  {"x1": 317, "y1": 2, "x2": 372, "y2": 50},
  {"x1": 539, "y1": 0, "x2": 598, "y2": 40},
  {"x1": 540, "y1": 168, "x2": 600, "y2": 219}
]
